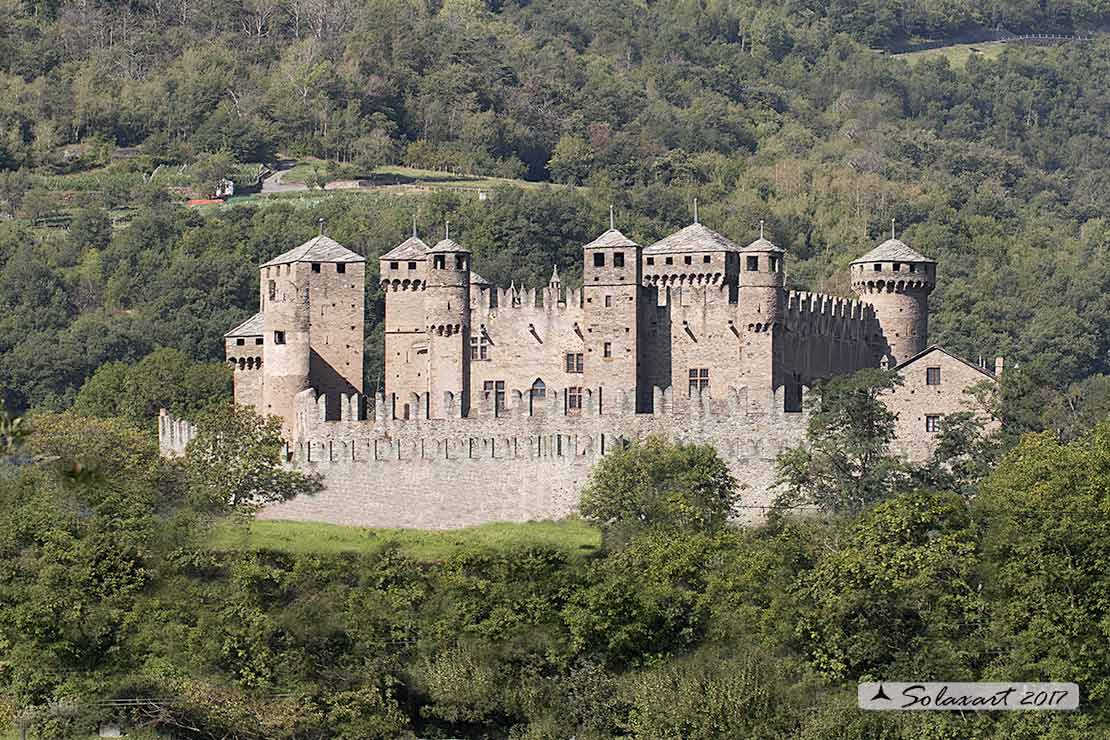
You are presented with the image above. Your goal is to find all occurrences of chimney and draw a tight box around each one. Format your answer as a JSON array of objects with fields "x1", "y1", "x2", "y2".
[{"x1": 994, "y1": 356, "x2": 1004, "y2": 378}]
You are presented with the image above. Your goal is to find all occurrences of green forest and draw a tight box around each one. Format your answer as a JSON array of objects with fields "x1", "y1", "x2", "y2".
[
  {"x1": 3, "y1": 0, "x2": 1110, "y2": 736},
  {"x1": 3, "y1": 383, "x2": 1110, "y2": 738}
]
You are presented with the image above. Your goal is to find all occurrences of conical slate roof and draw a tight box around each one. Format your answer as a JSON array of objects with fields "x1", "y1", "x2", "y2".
[
  {"x1": 428, "y1": 238, "x2": 470, "y2": 253},
  {"x1": 583, "y1": 228, "x2": 638, "y2": 249},
  {"x1": 643, "y1": 223, "x2": 742, "y2": 254},
  {"x1": 225, "y1": 312, "x2": 263, "y2": 337},
  {"x1": 740, "y1": 237, "x2": 784, "y2": 253},
  {"x1": 380, "y1": 236, "x2": 429, "y2": 261},
  {"x1": 261, "y1": 235, "x2": 364, "y2": 267},
  {"x1": 852, "y1": 238, "x2": 933, "y2": 264}
]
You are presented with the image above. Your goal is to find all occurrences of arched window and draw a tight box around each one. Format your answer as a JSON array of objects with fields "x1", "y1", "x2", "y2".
[
  {"x1": 530, "y1": 378, "x2": 546, "y2": 414},
  {"x1": 238, "y1": 358, "x2": 246, "y2": 370},
  {"x1": 246, "y1": 357, "x2": 254, "y2": 370}
]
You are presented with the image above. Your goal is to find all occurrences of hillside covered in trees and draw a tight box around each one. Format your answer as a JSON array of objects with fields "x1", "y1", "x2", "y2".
[
  {"x1": 1, "y1": 0, "x2": 1109, "y2": 425},
  {"x1": 3, "y1": 2, "x2": 1110, "y2": 738}
]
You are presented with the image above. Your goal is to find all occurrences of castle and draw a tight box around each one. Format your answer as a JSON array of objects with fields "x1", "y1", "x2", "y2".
[{"x1": 160, "y1": 215, "x2": 1000, "y2": 529}]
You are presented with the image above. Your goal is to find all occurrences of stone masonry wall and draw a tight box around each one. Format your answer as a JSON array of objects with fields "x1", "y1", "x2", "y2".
[
  {"x1": 250, "y1": 384, "x2": 807, "y2": 529},
  {"x1": 887, "y1": 350, "x2": 997, "y2": 462},
  {"x1": 469, "y1": 285, "x2": 585, "y2": 413}
]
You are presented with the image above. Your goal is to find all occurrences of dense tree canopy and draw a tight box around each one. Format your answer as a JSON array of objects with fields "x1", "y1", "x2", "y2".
[{"x1": 2, "y1": 421, "x2": 1109, "y2": 737}]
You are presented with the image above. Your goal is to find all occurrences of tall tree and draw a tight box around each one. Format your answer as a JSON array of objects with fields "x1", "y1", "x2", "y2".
[{"x1": 774, "y1": 369, "x2": 907, "y2": 515}]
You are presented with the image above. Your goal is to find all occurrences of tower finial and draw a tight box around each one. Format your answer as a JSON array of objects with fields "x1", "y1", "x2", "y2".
[
  {"x1": 318, "y1": 217, "x2": 325, "y2": 236},
  {"x1": 760, "y1": 219, "x2": 765, "y2": 239},
  {"x1": 609, "y1": 204, "x2": 615, "y2": 230},
  {"x1": 412, "y1": 213, "x2": 417, "y2": 238},
  {"x1": 445, "y1": 220, "x2": 450, "y2": 241},
  {"x1": 891, "y1": 218, "x2": 896, "y2": 240},
  {"x1": 693, "y1": 198, "x2": 699, "y2": 225}
]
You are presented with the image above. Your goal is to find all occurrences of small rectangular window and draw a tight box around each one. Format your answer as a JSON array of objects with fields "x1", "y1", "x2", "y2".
[
  {"x1": 703, "y1": 254, "x2": 711, "y2": 263},
  {"x1": 873, "y1": 263, "x2": 882, "y2": 272},
  {"x1": 565, "y1": 353, "x2": 583, "y2": 373},
  {"x1": 434, "y1": 255, "x2": 446, "y2": 269},
  {"x1": 603, "y1": 342, "x2": 612, "y2": 358},
  {"x1": 746, "y1": 256, "x2": 759, "y2": 271},
  {"x1": 909, "y1": 264, "x2": 917, "y2": 273},
  {"x1": 770, "y1": 256, "x2": 779, "y2": 272},
  {"x1": 926, "y1": 415, "x2": 940, "y2": 433},
  {"x1": 408, "y1": 261, "x2": 417, "y2": 270},
  {"x1": 337, "y1": 263, "x2": 346, "y2": 273},
  {"x1": 614, "y1": 252, "x2": 625, "y2": 267},
  {"x1": 926, "y1": 367, "x2": 941, "y2": 385},
  {"x1": 646, "y1": 257, "x2": 655, "y2": 265},
  {"x1": 593, "y1": 252, "x2": 605, "y2": 267},
  {"x1": 665, "y1": 257, "x2": 673, "y2": 265},
  {"x1": 470, "y1": 336, "x2": 489, "y2": 361},
  {"x1": 892, "y1": 263, "x2": 901, "y2": 272},
  {"x1": 604, "y1": 295, "x2": 612, "y2": 307},
  {"x1": 311, "y1": 263, "x2": 321, "y2": 273},
  {"x1": 390, "y1": 261, "x2": 399, "y2": 270},
  {"x1": 684, "y1": 255, "x2": 692, "y2": 265},
  {"x1": 688, "y1": 367, "x2": 709, "y2": 395},
  {"x1": 483, "y1": 380, "x2": 506, "y2": 412},
  {"x1": 455, "y1": 254, "x2": 466, "y2": 270},
  {"x1": 236, "y1": 338, "x2": 245, "y2": 346},
  {"x1": 274, "y1": 331, "x2": 285, "y2": 345},
  {"x1": 567, "y1": 387, "x2": 583, "y2": 413},
  {"x1": 255, "y1": 337, "x2": 263, "y2": 345}
]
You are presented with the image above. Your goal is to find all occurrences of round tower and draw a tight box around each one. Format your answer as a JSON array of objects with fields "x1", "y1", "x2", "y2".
[
  {"x1": 424, "y1": 237, "x2": 471, "y2": 418},
  {"x1": 738, "y1": 235, "x2": 785, "y2": 332},
  {"x1": 850, "y1": 237, "x2": 935, "y2": 366},
  {"x1": 737, "y1": 233, "x2": 786, "y2": 397},
  {"x1": 260, "y1": 260, "x2": 311, "y2": 438}
]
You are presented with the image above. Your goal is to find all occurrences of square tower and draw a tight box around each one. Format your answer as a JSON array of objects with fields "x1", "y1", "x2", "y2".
[
  {"x1": 257, "y1": 235, "x2": 365, "y2": 432},
  {"x1": 581, "y1": 228, "x2": 642, "y2": 411}
]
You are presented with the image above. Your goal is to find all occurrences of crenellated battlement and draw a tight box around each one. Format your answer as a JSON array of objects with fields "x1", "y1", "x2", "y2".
[
  {"x1": 784, "y1": 290, "x2": 879, "y2": 338},
  {"x1": 294, "y1": 381, "x2": 808, "y2": 436},
  {"x1": 474, "y1": 284, "x2": 582, "y2": 316}
]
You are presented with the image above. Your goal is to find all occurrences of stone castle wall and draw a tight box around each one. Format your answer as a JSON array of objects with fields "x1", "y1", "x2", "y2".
[
  {"x1": 159, "y1": 385, "x2": 808, "y2": 530},
  {"x1": 469, "y1": 285, "x2": 585, "y2": 411},
  {"x1": 780, "y1": 290, "x2": 883, "y2": 383}
]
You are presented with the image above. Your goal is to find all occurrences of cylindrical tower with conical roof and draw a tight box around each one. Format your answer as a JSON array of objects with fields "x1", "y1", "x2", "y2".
[
  {"x1": 425, "y1": 237, "x2": 471, "y2": 418},
  {"x1": 850, "y1": 237, "x2": 936, "y2": 366},
  {"x1": 261, "y1": 261, "x2": 311, "y2": 437},
  {"x1": 738, "y1": 234, "x2": 785, "y2": 394}
]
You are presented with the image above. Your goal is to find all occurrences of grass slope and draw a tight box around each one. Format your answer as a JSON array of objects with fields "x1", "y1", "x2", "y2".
[
  {"x1": 208, "y1": 517, "x2": 601, "y2": 560},
  {"x1": 282, "y1": 161, "x2": 551, "y2": 191},
  {"x1": 895, "y1": 40, "x2": 1008, "y2": 66}
]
